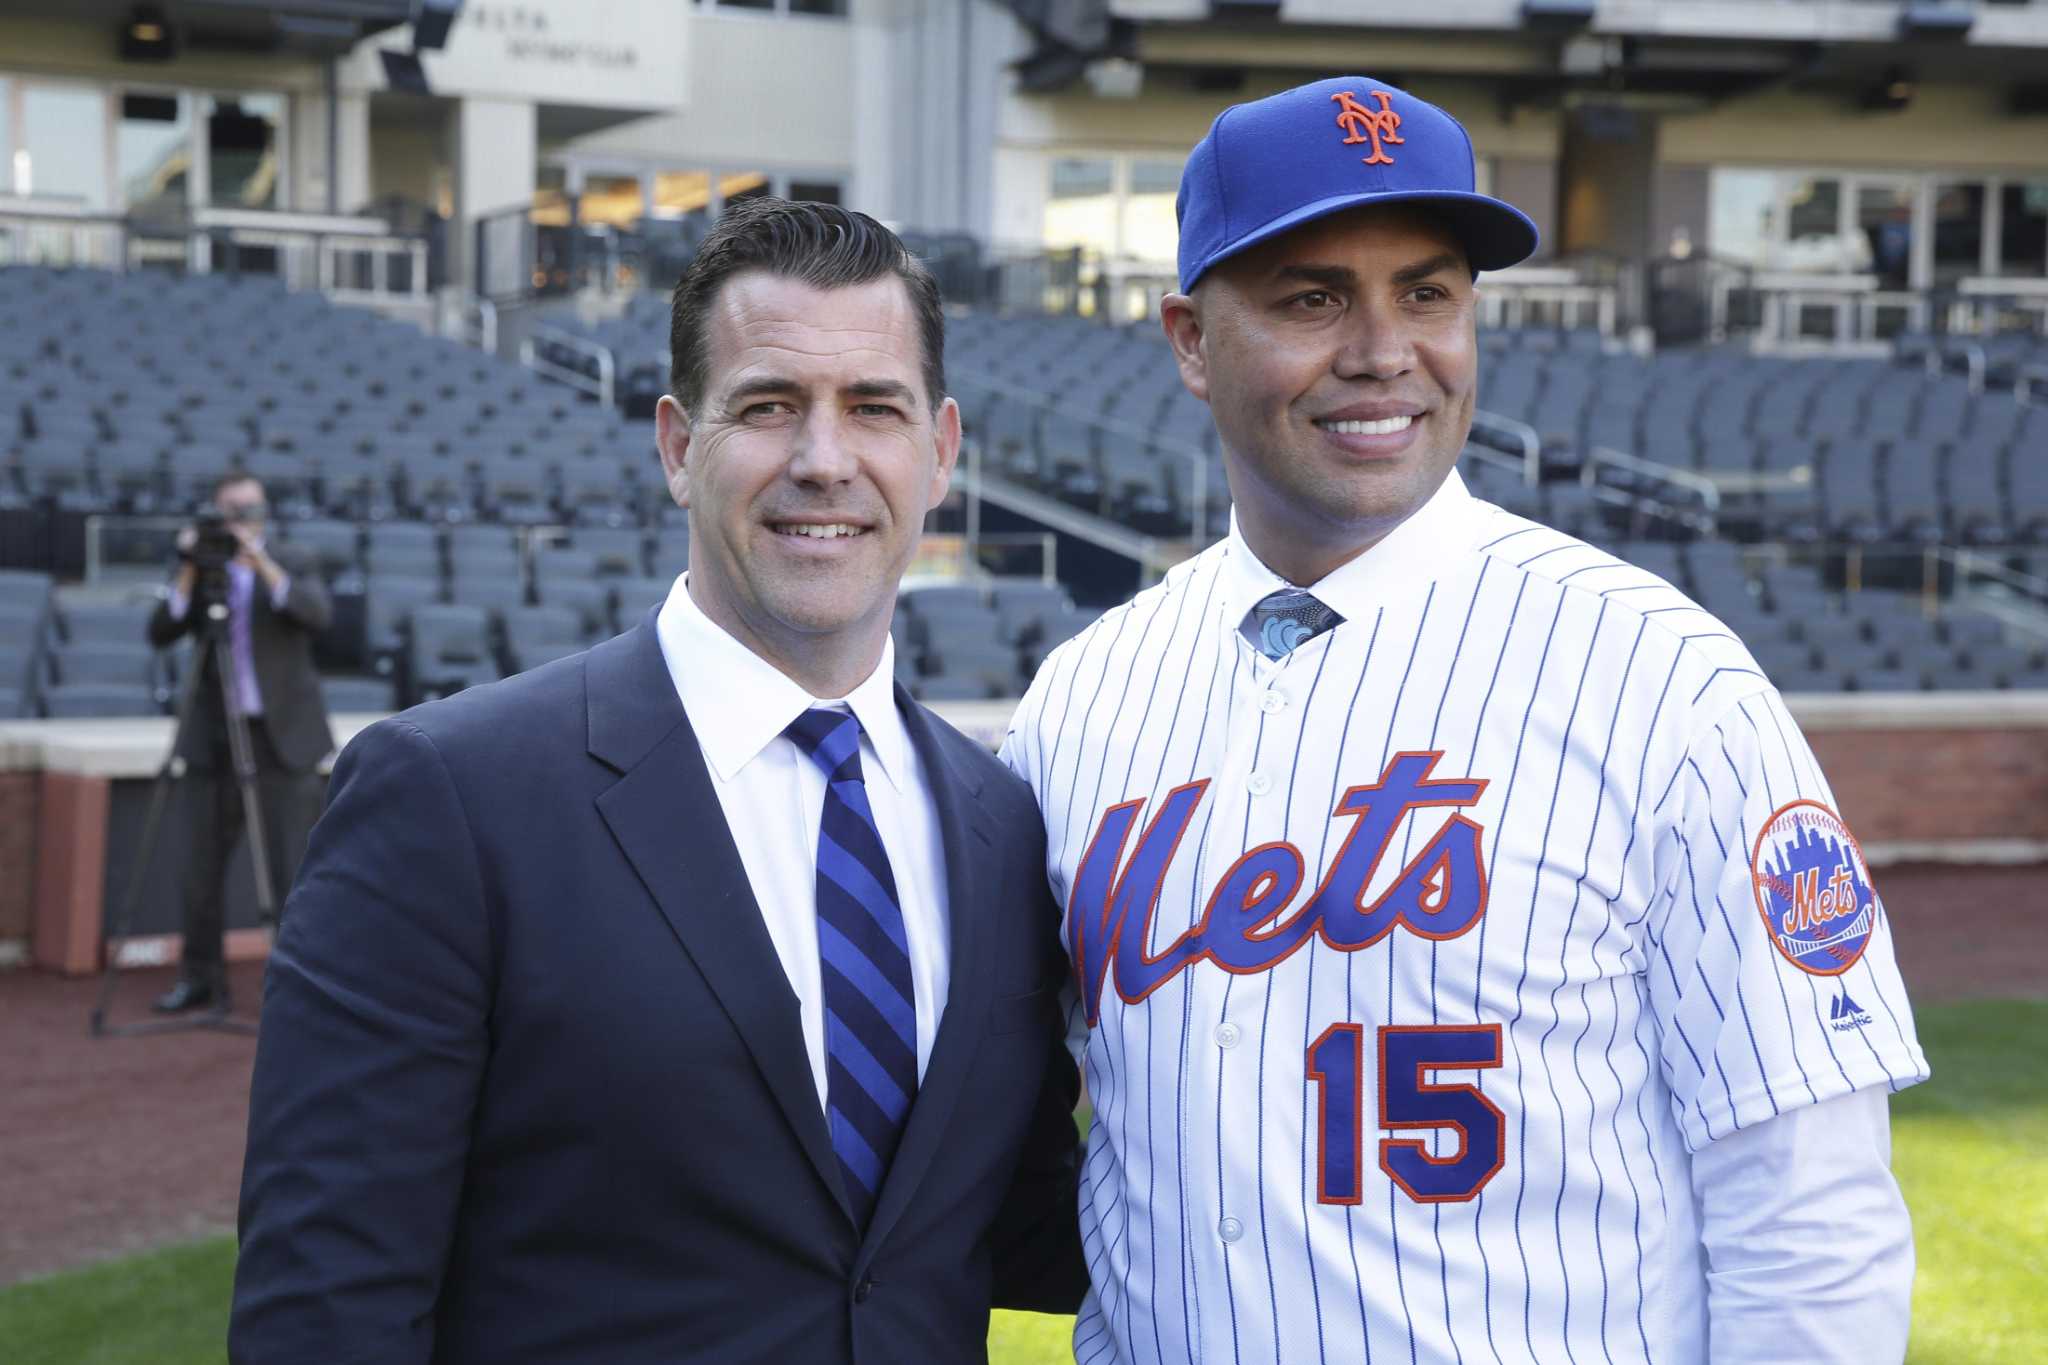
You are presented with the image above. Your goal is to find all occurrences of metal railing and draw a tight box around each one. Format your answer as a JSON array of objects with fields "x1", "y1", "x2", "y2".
[
  {"x1": 952, "y1": 364, "x2": 1213, "y2": 543},
  {"x1": 1479, "y1": 265, "x2": 1619, "y2": 336},
  {"x1": 1583, "y1": 446, "x2": 1722, "y2": 537},
  {"x1": 0, "y1": 201, "x2": 440, "y2": 315},
  {"x1": 1468, "y1": 409, "x2": 1542, "y2": 487},
  {"x1": 520, "y1": 323, "x2": 617, "y2": 408}
]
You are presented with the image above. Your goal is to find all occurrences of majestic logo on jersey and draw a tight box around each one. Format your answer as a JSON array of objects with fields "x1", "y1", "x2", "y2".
[
  {"x1": 1829, "y1": 989, "x2": 1874, "y2": 1031},
  {"x1": 1751, "y1": 800, "x2": 1877, "y2": 977},
  {"x1": 1330, "y1": 90, "x2": 1403, "y2": 166},
  {"x1": 1068, "y1": 751, "x2": 1488, "y2": 1027}
]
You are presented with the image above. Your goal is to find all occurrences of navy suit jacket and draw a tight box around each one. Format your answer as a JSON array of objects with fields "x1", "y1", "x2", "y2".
[{"x1": 230, "y1": 619, "x2": 1085, "y2": 1363}]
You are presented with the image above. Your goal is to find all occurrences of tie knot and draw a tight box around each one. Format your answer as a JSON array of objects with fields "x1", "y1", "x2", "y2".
[
  {"x1": 784, "y1": 707, "x2": 865, "y2": 781},
  {"x1": 1242, "y1": 588, "x2": 1343, "y2": 660}
]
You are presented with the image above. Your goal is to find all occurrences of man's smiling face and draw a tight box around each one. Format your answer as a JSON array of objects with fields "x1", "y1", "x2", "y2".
[
  {"x1": 657, "y1": 269, "x2": 959, "y2": 673},
  {"x1": 1163, "y1": 204, "x2": 1478, "y2": 582}
]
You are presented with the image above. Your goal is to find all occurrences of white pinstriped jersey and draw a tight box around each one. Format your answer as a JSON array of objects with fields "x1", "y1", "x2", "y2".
[{"x1": 1000, "y1": 470, "x2": 1928, "y2": 1365}]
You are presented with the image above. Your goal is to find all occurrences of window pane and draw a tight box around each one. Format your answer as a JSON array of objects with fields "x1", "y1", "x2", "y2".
[
  {"x1": 119, "y1": 91, "x2": 190, "y2": 219},
  {"x1": 719, "y1": 171, "x2": 770, "y2": 210},
  {"x1": 23, "y1": 85, "x2": 109, "y2": 210},
  {"x1": 532, "y1": 164, "x2": 572, "y2": 227},
  {"x1": 1856, "y1": 182, "x2": 1915, "y2": 289},
  {"x1": 208, "y1": 94, "x2": 282, "y2": 210},
  {"x1": 1045, "y1": 156, "x2": 1116, "y2": 262},
  {"x1": 1999, "y1": 181, "x2": 2048, "y2": 278},
  {"x1": 716, "y1": 0, "x2": 773, "y2": 9},
  {"x1": 0, "y1": 79, "x2": 11, "y2": 194},
  {"x1": 1929, "y1": 182, "x2": 1985, "y2": 287},
  {"x1": 1122, "y1": 158, "x2": 1180, "y2": 266},
  {"x1": 788, "y1": 179, "x2": 841, "y2": 205},
  {"x1": 789, "y1": 0, "x2": 848, "y2": 13},
  {"x1": 1708, "y1": 169, "x2": 1777, "y2": 268},
  {"x1": 578, "y1": 173, "x2": 643, "y2": 227}
]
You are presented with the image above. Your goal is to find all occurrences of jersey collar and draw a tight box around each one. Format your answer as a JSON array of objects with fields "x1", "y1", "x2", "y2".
[{"x1": 1219, "y1": 466, "x2": 1481, "y2": 628}]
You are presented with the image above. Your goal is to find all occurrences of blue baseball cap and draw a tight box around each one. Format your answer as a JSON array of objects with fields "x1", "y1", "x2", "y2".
[{"x1": 1175, "y1": 76, "x2": 1540, "y2": 292}]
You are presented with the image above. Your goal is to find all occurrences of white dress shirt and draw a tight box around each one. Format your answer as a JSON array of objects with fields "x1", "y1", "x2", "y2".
[{"x1": 654, "y1": 573, "x2": 951, "y2": 1111}]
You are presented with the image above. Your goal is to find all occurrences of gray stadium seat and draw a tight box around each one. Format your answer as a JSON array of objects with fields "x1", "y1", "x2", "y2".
[
  {"x1": 59, "y1": 601, "x2": 155, "y2": 645},
  {"x1": 43, "y1": 681, "x2": 158, "y2": 718},
  {"x1": 534, "y1": 578, "x2": 612, "y2": 639},
  {"x1": 408, "y1": 604, "x2": 500, "y2": 699},
  {"x1": 609, "y1": 576, "x2": 674, "y2": 631},
  {"x1": 321, "y1": 675, "x2": 396, "y2": 713},
  {"x1": 54, "y1": 642, "x2": 155, "y2": 687},
  {"x1": 507, "y1": 639, "x2": 586, "y2": 674}
]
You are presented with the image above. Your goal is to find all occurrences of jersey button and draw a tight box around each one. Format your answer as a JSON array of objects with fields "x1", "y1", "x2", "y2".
[
  {"x1": 1246, "y1": 773, "x2": 1272, "y2": 796},
  {"x1": 1219, "y1": 1217, "x2": 1244, "y2": 1243},
  {"x1": 1259, "y1": 690, "x2": 1286, "y2": 715},
  {"x1": 1214, "y1": 1022, "x2": 1241, "y2": 1049}
]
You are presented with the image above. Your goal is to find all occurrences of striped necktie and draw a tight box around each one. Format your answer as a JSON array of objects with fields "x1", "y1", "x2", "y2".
[
  {"x1": 1241, "y1": 587, "x2": 1344, "y2": 660},
  {"x1": 783, "y1": 707, "x2": 918, "y2": 1230}
]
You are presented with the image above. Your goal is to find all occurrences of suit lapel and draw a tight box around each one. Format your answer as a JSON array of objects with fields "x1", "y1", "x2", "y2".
[
  {"x1": 861, "y1": 688, "x2": 996, "y2": 1256},
  {"x1": 587, "y1": 622, "x2": 851, "y2": 1224}
]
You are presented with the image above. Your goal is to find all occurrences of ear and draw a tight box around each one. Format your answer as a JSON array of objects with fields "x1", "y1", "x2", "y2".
[
  {"x1": 926, "y1": 396, "x2": 962, "y2": 510},
  {"x1": 655, "y1": 394, "x2": 693, "y2": 510},
  {"x1": 1160, "y1": 291, "x2": 1209, "y2": 403}
]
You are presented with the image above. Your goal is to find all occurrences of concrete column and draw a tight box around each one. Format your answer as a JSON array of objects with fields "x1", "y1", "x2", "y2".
[{"x1": 449, "y1": 96, "x2": 536, "y2": 294}]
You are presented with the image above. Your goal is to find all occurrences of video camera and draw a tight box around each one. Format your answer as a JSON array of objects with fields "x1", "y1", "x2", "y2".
[{"x1": 186, "y1": 508, "x2": 246, "y2": 572}]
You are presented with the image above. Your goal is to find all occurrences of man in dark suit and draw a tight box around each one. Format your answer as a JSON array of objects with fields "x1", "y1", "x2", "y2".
[
  {"x1": 148, "y1": 472, "x2": 332, "y2": 1014},
  {"x1": 231, "y1": 200, "x2": 1087, "y2": 1363}
]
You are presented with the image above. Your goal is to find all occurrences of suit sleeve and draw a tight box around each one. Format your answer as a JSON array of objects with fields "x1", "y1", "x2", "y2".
[
  {"x1": 983, "y1": 814, "x2": 1089, "y2": 1315},
  {"x1": 148, "y1": 591, "x2": 193, "y2": 649},
  {"x1": 270, "y1": 546, "x2": 332, "y2": 633},
  {"x1": 230, "y1": 718, "x2": 493, "y2": 1365}
]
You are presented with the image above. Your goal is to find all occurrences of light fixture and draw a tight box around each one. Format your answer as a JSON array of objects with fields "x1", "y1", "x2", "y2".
[{"x1": 121, "y1": 4, "x2": 175, "y2": 61}]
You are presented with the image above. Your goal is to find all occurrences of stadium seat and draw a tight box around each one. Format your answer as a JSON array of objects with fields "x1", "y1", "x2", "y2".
[
  {"x1": 609, "y1": 576, "x2": 673, "y2": 631},
  {"x1": 43, "y1": 681, "x2": 159, "y2": 718},
  {"x1": 408, "y1": 604, "x2": 500, "y2": 700},
  {"x1": 53, "y1": 642, "x2": 155, "y2": 687},
  {"x1": 534, "y1": 578, "x2": 612, "y2": 639},
  {"x1": 322, "y1": 675, "x2": 396, "y2": 713},
  {"x1": 58, "y1": 601, "x2": 155, "y2": 645}
]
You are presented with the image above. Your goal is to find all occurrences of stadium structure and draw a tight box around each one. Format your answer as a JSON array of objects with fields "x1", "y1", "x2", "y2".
[{"x1": 3, "y1": 0, "x2": 2048, "y2": 965}]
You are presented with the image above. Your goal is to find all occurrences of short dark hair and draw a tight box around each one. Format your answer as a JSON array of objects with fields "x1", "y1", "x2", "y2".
[{"x1": 667, "y1": 197, "x2": 946, "y2": 415}]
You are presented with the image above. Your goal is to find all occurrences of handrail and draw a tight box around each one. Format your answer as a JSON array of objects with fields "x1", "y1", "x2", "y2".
[
  {"x1": 521, "y1": 323, "x2": 616, "y2": 409},
  {"x1": 1468, "y1": 409, "x2": 1541, "y2": 487},
  {"x1": 951, "y1": 365, "x2": 1213, "y2": 543},
  {"x1": 1583, "y1": 446, "x2": 1720, "y2": 537}
]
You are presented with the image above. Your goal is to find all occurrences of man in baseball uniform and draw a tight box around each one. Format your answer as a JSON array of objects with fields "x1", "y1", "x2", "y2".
[{"x1": 1002, "y1": 76, "x2": 1926, "y2": 1364}]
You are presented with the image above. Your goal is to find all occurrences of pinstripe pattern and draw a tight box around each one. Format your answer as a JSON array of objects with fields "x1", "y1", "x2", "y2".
[{"x1": 1001, "y1": 474, "x2": 1928, "y2": 1364}]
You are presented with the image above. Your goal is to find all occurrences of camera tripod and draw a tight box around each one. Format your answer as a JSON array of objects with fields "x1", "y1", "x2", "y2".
[{"x1": 89, "y1": 597, "x2": 276, "y2": 1039}]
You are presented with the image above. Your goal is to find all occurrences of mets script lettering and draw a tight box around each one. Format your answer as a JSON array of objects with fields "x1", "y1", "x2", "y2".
[
  {"x1": 1331, "y1": 90, "x2": 1404, "y2": 166},
  {"x1": 1069, "y1": 752, "x2": 1488, "y2": 1026}
]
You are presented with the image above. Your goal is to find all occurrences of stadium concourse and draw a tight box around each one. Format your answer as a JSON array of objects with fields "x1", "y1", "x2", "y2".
[{"x1": 5, "y1": 261, "x2": 2048, "y2": 726}]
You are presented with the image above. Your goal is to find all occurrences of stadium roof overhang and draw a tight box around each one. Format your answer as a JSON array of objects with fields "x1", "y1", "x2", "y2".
[{"x1": 0, "y1": 0, "x2": 411, "y2": 59}]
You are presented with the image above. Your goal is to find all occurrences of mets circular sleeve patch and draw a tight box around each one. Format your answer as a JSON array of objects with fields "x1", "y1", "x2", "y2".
[{"x1": 1750, "y1": 800, "x2": 1878, "y2": 976}]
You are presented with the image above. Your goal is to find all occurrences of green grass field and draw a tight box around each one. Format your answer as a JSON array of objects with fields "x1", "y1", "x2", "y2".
[{"x1": 3, "y1": 999, "x2": 2039, "y2": 1365}]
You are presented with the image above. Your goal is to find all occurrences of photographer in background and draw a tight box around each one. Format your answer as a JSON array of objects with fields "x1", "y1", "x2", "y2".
[{"x1": 146, "y1": 473, "x2": 334, "y2": 1014}]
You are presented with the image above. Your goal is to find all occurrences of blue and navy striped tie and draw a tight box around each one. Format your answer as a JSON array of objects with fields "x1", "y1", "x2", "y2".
[{"x1": 784, "y1": 707, "x2": 918, "y2": 1229}]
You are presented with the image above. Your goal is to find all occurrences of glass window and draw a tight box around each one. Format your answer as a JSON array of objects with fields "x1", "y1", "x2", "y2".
[
  {"x1": 0, "y1": 79, "x2": 11, "y2": 194},
  {"x1": 788, "y1": 179, "x2": 842, "y2": 205},
  {"x1": 532, "y1": 164, "x2": 572, "y2": 227},
  {"x1": 652, "y1": 169, "x2": 711, "y2": 219},
  {"x1": 1928, "y1": 182, "x2": 1986, "y2": 286},
  {"x1": 1708, "y1": 169, "x2": 1778, "y2": 267},
  {"x1": 119, "y1": 92, "x2": 190, "y2": 219},
  {"x1": 1044, "y1": 156, "x2": 1116, "y2": 256},
  {"x1": 719, "y1": 171, "x2": 771, "y2": 210},
  {"x1": 788, "y1": 0, "x2": 848, "y2": 13},
  {"x1": 208, "y1": 94, "x2": 282, "y2": 210},
  {"x1": 1999, "y1": 180, "x2": 2048, "y2": 278},
  {"x1": 22, "y1": 85, "x2": 110, "y2": 210},
  {"x1": 1856, "y1": 181, "x2": 1916, "y2": 289},
  {"x1": 578, "y1": 173, "x2": 644, "y2": 227},
  {"x1": 1122, "y1": 158, "x2": 1181, "y2": 266}
]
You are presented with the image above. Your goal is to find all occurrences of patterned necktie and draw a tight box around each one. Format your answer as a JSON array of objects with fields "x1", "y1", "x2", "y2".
[
  {"x1": 1241, "y1": 587, "x2": 1344, "y2": 660},
  {"x1": 783, "y1": 707, "x2": 918, "y2": 1230}
]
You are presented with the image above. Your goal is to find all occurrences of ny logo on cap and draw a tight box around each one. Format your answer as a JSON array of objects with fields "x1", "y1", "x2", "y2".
[{"x1": 1330, "y1": 90, "x2": 1403, "y2": 166}]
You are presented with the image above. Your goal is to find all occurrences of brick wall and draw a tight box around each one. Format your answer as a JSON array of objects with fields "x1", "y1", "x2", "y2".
[
  {"x1": 1806, "y1": 726, "x2": 2048, "y2": 846},
  {"x1": 0, "y1": 772, "x2": 37, "y2": 948}
]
